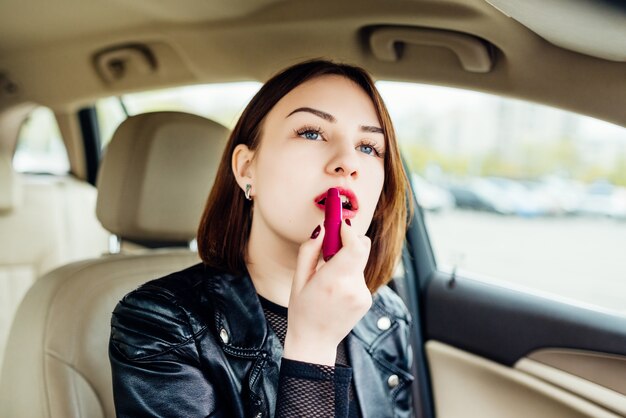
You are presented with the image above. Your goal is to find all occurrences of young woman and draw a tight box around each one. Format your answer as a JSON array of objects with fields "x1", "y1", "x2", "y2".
[{"x1": 109, "y1": 59, "x2": 415, "y2": 418}]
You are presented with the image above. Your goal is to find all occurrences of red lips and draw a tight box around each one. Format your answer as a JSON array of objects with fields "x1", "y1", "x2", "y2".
[{"x1": 314, "y1": 187, "x2": 359, "y2": 219}]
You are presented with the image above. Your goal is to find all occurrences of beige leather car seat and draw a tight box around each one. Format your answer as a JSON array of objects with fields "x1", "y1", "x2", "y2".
[
  {"x1": 0, "y1": 153, "x2": 109, "y2": 375},
  {"x1": 0, "y1": 111, "x2": 229, "y2": 418}
]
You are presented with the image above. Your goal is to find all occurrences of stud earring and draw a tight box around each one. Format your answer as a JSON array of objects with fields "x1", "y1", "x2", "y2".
[{"x1": 245, "y1": 184, "x2": 252, "y2": 201}]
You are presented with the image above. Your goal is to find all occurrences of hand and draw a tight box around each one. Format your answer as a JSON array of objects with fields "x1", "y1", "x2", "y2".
[{"x1": 283, "y1": 220, "x2": 373, "y2": 366}]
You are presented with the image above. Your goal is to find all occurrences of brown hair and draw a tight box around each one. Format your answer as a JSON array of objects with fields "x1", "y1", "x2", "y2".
[{"x1": 197, "y1": 59, "x2": 414, "y2": 292}]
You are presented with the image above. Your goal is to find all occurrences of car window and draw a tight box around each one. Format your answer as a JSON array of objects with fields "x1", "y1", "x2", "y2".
[
  {"x1": 95, "y1": 82, "x2": 262, "y2": 149},
  {"x1": 13, "y1": 106, "x2": 69, "y2": 174},
  {"x1": 377, "y1": 81, "x2": 626, "y2": 315}
]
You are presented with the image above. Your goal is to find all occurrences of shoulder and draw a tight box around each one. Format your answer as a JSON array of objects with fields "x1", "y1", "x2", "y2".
[
  {"x1": 372, "y1": 285, "x2": 412, "y2": 326},
  {"x1": 369, "y1": 286, "x2": 415, "y2": 378},
  {"x1": 351, "y1": 284, "x2": 412, "y2": 351},
  {"x1": 110, "y1": 263, "x2": 217, "y2": 360}
]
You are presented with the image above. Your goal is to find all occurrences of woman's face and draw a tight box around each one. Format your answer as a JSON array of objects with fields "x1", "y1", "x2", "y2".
[{"x1": 247, "y1": 74, "x2": 385, "y2": 248}]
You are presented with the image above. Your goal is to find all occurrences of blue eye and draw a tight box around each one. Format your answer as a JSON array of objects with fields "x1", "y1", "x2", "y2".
[
  {"x1": 359, "y1": 144, "x2": 375, "y2": 155},
  {"x1": 295, "y1": 126, "x2": 325, "y2": 141},
  {"x1": 357, "y1": 141, "x2": 385, "y2": 158},
  {"x1": 304, "y1": 131, "x2": 320, "y2": 140}
]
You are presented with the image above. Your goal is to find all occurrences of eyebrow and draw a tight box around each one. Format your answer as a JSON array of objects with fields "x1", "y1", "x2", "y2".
[{"x1": 286, "y1": 107, "x2": 383, "y2": 134}]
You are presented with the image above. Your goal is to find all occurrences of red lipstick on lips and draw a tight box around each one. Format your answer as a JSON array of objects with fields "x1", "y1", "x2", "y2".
[
  {"x1": 322, "y1": 188, "x2": 342, "y2": 261},
  {"x1": 314, "y1": 187, "x2": 358, "y2": 220}
]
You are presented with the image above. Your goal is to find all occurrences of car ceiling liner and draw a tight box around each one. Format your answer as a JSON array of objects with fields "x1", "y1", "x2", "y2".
[{"x1": 485, "y1": 0, "x2": 626, "y2": 62}]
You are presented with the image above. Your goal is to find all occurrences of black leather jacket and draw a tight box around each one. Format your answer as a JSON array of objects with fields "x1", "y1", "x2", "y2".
[{"x1": 109, "y1": 263, "x2": 414, "y2": 417}]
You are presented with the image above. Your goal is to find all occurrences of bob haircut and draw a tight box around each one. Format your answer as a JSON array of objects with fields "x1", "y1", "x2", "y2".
[{"x1": 197, "y1": 59, "x2": 414, "y2": 293}]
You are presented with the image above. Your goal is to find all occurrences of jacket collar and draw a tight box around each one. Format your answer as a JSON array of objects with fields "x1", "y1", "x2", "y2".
[{"x1": 203, "y1": 265, "x2": 270, "y2": 353}]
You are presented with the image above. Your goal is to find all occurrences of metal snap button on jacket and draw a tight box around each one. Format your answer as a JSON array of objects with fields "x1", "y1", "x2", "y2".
[
  {"x1": 377, "y1": 316, "x2": 391, "y2": 330},
  {"x1": 387, "y1": 374, "x2": 399, "y2": 388},
  {"x1": 220, "y1": 328, "x2": 229, "y2": 344}
]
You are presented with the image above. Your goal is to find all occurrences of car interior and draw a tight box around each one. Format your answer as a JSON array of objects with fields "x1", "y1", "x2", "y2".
[{"x1": 1, "y1": 0, "x2": 625, "y2": 417}]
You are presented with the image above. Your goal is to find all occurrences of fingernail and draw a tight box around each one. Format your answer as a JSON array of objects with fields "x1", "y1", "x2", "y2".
[
  {"x1": 345, "y1": 219, "x2": 351, "y2": 226},
  {"x1": 310, "y1": 225, "x2": 321, "y2": 239}
]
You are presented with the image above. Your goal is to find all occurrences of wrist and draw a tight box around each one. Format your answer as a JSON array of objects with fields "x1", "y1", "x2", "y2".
[{"x1": 283, "y1": 333, "x2": 336, "y2": 366}]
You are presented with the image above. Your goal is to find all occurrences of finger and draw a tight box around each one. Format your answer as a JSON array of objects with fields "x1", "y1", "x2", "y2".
[
  {"x1": 338, "y1": 219, "x2": 366, "y2": 253},
  {"x1": 328, "y1": 219, "x2": 370, "y2": 271},
  {"x1": 292, "y1": 224, "x2": 325, "y2": 296}
]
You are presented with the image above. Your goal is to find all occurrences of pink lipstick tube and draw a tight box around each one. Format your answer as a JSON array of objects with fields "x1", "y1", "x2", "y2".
[{"x1": 322, "y1": 188, "x2": 343, "y2": 261}]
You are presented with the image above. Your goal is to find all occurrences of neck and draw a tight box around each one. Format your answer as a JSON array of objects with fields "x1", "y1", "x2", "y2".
[{"x1": 245, "y1": 218, "x2": 300, "y2": 308}]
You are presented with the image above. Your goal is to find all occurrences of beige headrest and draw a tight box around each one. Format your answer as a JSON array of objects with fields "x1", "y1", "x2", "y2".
[
  {"x1": 0, "y1": 153, "x2": 21, "y2": 213},
  {"x1": 96, "y1": 112, "x2": 229, "y2": 243}
]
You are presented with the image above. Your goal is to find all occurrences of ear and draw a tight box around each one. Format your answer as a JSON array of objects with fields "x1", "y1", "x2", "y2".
[{"x1": 232, "y1": 143, "x2": 256, "y2": 194}]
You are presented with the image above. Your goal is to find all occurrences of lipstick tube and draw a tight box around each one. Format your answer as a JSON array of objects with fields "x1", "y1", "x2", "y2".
[{"x1": 322, "y1": 188, "x2": 343, "y2": 261}]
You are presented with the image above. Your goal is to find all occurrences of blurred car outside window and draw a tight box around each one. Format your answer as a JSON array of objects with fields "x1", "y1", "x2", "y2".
[
  {"x1": 13, "y1": 106, "x2": 69, "y2": 175},
  {"x1": 95, "y1": 82, "x2": 262, "y2": 149},
  {"x1": 377, "y1": 81, "x2": 626, "y2": 316}
]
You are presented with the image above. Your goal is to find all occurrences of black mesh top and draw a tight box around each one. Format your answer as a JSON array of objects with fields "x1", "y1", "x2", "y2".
[{"x1": 259, "y1": 295, "x2": 362, "y2": 418}]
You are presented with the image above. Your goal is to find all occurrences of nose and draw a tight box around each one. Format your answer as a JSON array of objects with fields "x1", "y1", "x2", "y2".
[{"x1": 326, "y1": 141, "x2": 359, "y2": 179}]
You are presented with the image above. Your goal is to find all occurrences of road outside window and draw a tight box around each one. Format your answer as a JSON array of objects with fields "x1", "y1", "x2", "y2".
[{"x1": 377, "y1": 81, "x2": 626, "y2": 315}]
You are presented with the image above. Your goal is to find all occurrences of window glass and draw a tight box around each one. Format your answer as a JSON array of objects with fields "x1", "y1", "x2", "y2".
[
  {"x1": 377, "y1": 81, "x2": 626, "y2": 315},
  {"x1": 96, "y1": 97, "x2": 127, "y2": 150},
  {"x1": 95, "y1": 82, "x2": 262, "y2": 148},
  {"x1": 13, "y1": 107, "x2": 69, "y2": 174}
]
